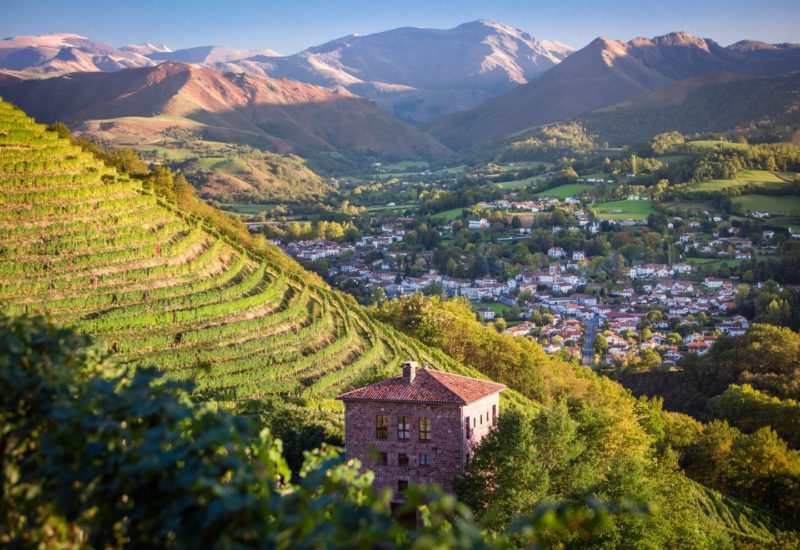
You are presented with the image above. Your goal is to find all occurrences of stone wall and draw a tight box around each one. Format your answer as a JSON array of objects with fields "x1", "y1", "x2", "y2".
[
  {"x1": 344, "y1": 400, "x2": 463, "y2": 494},
  {"x1": 343, "y1": 392, "x2": 501, "y2": 495}
]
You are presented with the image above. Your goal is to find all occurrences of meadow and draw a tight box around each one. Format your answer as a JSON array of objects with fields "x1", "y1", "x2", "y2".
[
  {"x1": 732, "y1": 195, "x2": 800, "y2": 226},
  {"x1": 535, "y1": 183, "x2": 593, "y2": 198},
  {"x1": 689, "y1": 170, "x2": 786, "y2": 193},
  {"x1": 220, "y1": 203, "x2": 277, "y2": 216},
  {"x1": 593, "y1": 199, "x2": 653, "y2": 220},
  {"x1": 496, "y1": 175, "x2": 546, "y2": 189},
  {"x1": 432, "y1": 207, "x2": 466, "y2": 220}
]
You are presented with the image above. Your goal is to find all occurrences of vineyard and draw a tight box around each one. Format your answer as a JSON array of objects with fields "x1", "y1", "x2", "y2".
[{"x1": 0, "y1": 98, "x2": 530, "y2": 410}]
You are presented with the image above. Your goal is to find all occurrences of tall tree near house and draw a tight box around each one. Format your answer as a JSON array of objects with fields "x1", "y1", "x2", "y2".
[{"x1": 453, "y1": 410, "x2": 547, "y2": 531}]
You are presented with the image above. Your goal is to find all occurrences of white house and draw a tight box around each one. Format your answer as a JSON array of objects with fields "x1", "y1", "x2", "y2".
[
  {"x1": 703, "y1": 277, "x2": 724, "y2": 289},
  {"x1": 468, "y1": 218, "x2": 491, "y2": 230},
  {"x1": 478, "y1": 308, "x2": 496, "y2": 321}
]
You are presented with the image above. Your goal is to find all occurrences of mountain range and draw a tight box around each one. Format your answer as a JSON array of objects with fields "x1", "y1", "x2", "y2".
[
  {"x1": 0, "y1": 23, "x2": 798, "y2": 169},
  {"x1": 0, "y1": 21, "x2": 572, "y2": 124},
  {"x1": 427, "y1": 32, "x2": 800, "y2": 149},
  {"x1": 0, "y1": 61, "x2": 447, "y2": 160},
  {"x1": 0, "y1": 32, "x2": 154, "y2": 73},
  {"x1": 216, "y1": 21, "x2": 572, "y2": 124},
  {"x1": 579, "y1": 70, "x2": 800, "y2": 146}
]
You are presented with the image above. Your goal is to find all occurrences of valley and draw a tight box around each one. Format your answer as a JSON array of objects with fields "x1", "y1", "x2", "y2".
[{"x1": 3, "y1": 10, "x2": 800, "y2": 547}]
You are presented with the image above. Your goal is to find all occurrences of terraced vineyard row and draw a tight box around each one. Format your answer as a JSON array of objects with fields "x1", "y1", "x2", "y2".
[{"x1": 0, "y1": 98, "x2": 518, "y2": 408}]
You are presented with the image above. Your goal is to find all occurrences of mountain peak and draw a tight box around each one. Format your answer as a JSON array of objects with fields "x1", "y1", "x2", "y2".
[
  {"x1": 122, "y1": 42, "x2": 172, "y2": 55},
  {"x1": 629, "y1": 31, "x2": 712, "y2": 51}
]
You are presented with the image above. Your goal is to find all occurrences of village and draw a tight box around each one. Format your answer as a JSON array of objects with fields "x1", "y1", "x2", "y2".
[{"x1": 274, "y1": 188, "x2": 784, "y2": 370}]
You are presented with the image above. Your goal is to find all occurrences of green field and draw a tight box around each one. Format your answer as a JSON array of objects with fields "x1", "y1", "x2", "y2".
[
  {"x1": 535, "y1": 183, "x2": 593, "y2": 198},
  {"x1": 732, "y1": 195, "x2": 800, "y2": 226},
  {"x1": 471, "y1": 302, "x2": 510, "y2": 317},
  {"x1": 689, "y1": 170, "x2": 787, "y2": 193},
  {"x1": 433, "y1": 164, "x2": 468, "y2": 175},
  {"x1": 593, "y1": 199, "x2": 653, "y2": 221},
  {"x1": 377, "y1": 160, "x2": 428, "y2": 172},
  {"x1": 220, "y1": 203, "x2": 277, "y2": 215},
  {"x1": 364, "y1": 203, "x2": 417, "y2": 213},
  {"x1": 497, "y1": 175, "x2": 546, "y2": 189},
  {"x1": 193, "y1": 156, "x2": 246, "y2": 171},
  {"x1": 686, "y1": 140, "x2": 750, "y2": 151},
  {"x1": 135, "y1": 144, "x2": 195, "y2": 161},
  {"x1": 499, "y1": 161, "x2": 552, "y2": 170},
  {"x1": 432, "y1": 207, "x2": 466, "y2": 221},
  {"x1": 654, "y1": 154, "x2": 685, "y2": 165},
  {"x1": 686, "y1": 257, "x2": 747, "y2": 270}
]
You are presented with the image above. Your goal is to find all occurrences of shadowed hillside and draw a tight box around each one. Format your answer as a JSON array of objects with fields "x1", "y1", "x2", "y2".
[
  {"x1": 428, "y1": 32, "x2": 800, "y2": 149},
  {"x1": 580, "y1": 71, "x2": 800, "y2": 145},
  {"x1": 0, "y1": 62, "x2": 449, "y2": 160}
]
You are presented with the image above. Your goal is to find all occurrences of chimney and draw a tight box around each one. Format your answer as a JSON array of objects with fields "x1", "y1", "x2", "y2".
[{"x1": 402, "y1": 361, "x2": 418, "y2": 385}]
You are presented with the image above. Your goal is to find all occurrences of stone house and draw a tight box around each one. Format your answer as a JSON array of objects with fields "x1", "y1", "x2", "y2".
[{"x1": 337, "y1": 362, "x2": 505, "y2": 498}]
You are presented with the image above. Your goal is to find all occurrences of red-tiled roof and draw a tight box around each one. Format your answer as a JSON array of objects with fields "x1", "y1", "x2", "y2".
[{"x1": 336, "y1": 367, "x2": 506, "y2": 405}]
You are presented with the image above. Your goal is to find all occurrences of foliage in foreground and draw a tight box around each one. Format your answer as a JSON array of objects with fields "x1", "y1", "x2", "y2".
[{"x1": 0, "y1": 315, "x2": 635, "y2": 548}]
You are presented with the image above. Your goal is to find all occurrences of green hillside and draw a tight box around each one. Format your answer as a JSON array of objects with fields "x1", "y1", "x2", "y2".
[
  {"x1": 580, "y1": 71, "x2": 800, "y2": 146},
  {"x1": 2, "y1": 98, "x2": 796, "y2": 545},
  {"x1": 0, "y1": 98, "x2": 528, "y2": 412}
]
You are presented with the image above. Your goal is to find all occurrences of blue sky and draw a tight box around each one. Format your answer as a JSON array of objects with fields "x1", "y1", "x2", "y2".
[{"x1": 3, "y1": 0, "x2": 799, "y2": 54}]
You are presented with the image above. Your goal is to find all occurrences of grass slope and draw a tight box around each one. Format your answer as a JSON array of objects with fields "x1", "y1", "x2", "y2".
[
  {"x1": 535, "y1": 183, "x2": 593, "y2": 198},
  {"x1": 688, "y1": 169, "x2": 786, "y2": 193},
  {"x1": 0, "y1": 98, "x2": 528, "y2": 413}
]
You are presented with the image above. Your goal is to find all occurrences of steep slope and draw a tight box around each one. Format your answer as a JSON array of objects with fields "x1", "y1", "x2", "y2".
[
  {"x1": 0, "y1": 98, "x2": 503, "y2": 406},
  {"x1": 580, "y1": 71, "x2": 800, "y2": 145},
  {"x1": 231, "y1": 20, "x2": 572, "y2": 124},
  {"x1": 427, "y1": 36, "x2": 671, "y2": 148},
  {"x1": 0, "y1": 62, "x2": 449, "y2": 160},
  {"x1": 428, "y1": 32, "x2": 800, "y2": 149},
  {"x1": 0, "y1": 33, "x2": 154, "y2": 73}
]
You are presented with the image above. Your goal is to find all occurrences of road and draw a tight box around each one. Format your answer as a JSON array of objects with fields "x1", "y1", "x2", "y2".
[{"x1": 582, "y1": 317, "x2": 597, "y2": 367}]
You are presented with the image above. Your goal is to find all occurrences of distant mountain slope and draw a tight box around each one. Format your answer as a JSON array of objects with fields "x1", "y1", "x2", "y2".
[
  {"x1": 0, "y1": 61, "x2": 449, "y2": 160},
  {"x1": 150, "y1": 45, "x2": 280, "y2": 64},
  {"x1": 0, "y1": 33, "x2": 154, "y2": 73},
  {"x1": 0, "y1": 23, "x2": 570, "y2": 125},
  {"x1": 120, "y1": 42, "x2": 172, "y2": 56},
  {"x1": 579, "y1": 71, "x2": 800, "y2": 145},
  {"x1": 428, "y1": 32, "x2": 800, "y2": 149},
  {"x1": 226, "y1": 20, "x2": 572, "y2": 124}
]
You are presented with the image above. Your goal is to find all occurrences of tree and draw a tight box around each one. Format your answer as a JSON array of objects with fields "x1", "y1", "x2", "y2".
[
  {"x1": 0, "y1": 315, "x2": 629, "y2": 548},
  {"x1": 423, "y1": 280, "x2": 445, "y2": 298},
  {"x1": 369, "y1": 286, "x2": 387, "y2": 306},
  {"x1": 594, "y1": 333, "x2": 608, "y2": 356},
  {"x1": 531, "y1": 400, "x2": 586, "y2": 498},
  {"x1": 709, "y1": 384, "x2": 800, "y2": 448},
  {"x1": 454, "y1": 411, "x2": 547, "y2": 530}
]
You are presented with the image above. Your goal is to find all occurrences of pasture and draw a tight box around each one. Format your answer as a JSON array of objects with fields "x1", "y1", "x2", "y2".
[
  {"x1": 689, "y1": 170, "x2": 786, "y2": 193},
  {"x1": 732, "y1": 195, "x2": 800, "y2": 226},
  {"x1": 535, "y1": 183, "x2": 593, "y2": 198},
  {"x1": 593, "y1": 199, "x2": 653, "y2": 221}
]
